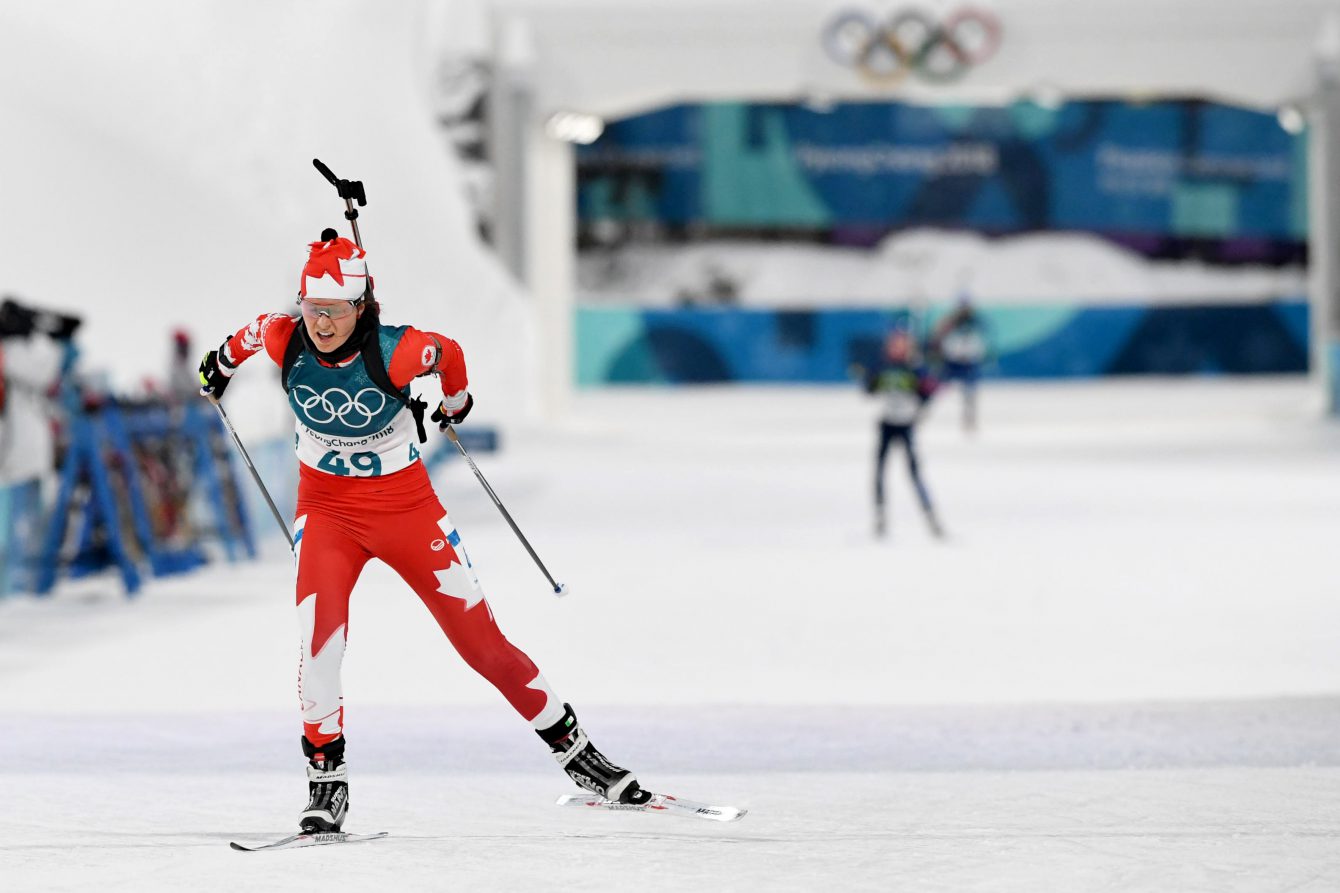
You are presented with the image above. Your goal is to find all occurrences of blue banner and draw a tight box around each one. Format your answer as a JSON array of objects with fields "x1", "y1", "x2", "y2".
[
  {"x1": 576, "y1": 301, "x2": 1309, "y2": 385},
  {"x1": 578, "y1": 101, "x2": 1306, "y2": 242}
]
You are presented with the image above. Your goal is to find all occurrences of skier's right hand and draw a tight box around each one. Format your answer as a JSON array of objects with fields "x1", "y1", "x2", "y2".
[
  {"x1": 197, "y1": 347, "x2": 233, "y2": 400},
  {"x1": 431, "y1": 392, "x2": 474, "y2": 429}
]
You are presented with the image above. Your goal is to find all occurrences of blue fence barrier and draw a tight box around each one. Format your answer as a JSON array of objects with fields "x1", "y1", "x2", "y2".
[{"x1": 28, "y1": 398, "x2": 254, "y2": 597}]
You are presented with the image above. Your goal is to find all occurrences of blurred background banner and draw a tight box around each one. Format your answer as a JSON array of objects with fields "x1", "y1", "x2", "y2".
[
  {"x1": 571, "y1": 95, "x2": 1308, "y2": 383},
  {"x1": 578, "y1": 100, "x2": 1306, "y2": 247},
  {"x1": 576, "y1": 301, "x2": 1309, "y2": 384}
]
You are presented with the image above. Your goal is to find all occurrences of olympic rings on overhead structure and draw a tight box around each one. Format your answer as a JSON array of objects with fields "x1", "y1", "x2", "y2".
[{"x1": 822, "y1": 6, "x2": 1002, "y2": 86}]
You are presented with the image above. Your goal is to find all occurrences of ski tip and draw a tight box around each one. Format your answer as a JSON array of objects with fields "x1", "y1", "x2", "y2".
[{"x1": 228, "y1": 830, "x2": 389, "y2": 852}]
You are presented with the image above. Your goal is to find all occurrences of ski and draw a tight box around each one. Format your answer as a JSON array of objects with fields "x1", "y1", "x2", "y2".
[
  {"x1": 556, "y1": 792, "x2": 747, "y2": 823},
  {"x1": 229, "y1": 831, "x2": 389, "y2": 852}
]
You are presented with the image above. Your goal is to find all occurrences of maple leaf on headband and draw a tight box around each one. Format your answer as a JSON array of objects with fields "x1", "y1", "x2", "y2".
[{"x1": 303, "y1": 236, "x2": 364, "y2": 286}]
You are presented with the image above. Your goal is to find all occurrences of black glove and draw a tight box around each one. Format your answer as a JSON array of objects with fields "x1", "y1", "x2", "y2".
[
  {"x1": 431, "y1": 393, "x2": 473, "y2": 429},
  {"x1": 197, "y1": 348, "x2": 233, "y2": 399}
]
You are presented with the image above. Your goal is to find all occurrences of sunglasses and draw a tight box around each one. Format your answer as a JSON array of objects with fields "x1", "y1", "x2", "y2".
[{"x1": 298, "y1": 298, "x2": 360, "y2": 321}]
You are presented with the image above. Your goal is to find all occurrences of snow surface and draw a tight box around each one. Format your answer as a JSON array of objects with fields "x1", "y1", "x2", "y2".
[{"x1": 2, "y1": 378, "x2": 1338, "y2": 891}]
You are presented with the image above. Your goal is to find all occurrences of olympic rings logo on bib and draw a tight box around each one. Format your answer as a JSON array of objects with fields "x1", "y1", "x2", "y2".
[
  {"x1": 292, "y1": 385, "x2": 388, "y2": 428},
  {"x1": 821, "y1": 7, "x2": 1002, "y2": 86}
]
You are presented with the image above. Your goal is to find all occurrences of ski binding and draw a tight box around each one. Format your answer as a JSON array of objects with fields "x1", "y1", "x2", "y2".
[{"x1": 556, "y1": 792, "x2": 746, "y2": 822}]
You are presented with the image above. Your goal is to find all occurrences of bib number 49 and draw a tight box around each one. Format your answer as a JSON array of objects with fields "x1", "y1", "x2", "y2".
[{"x1": 318, "y1": 450, "x2": 383, "y2": 477}]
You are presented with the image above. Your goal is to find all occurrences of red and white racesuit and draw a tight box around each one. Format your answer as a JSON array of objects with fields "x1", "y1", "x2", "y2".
[{"x1": 219, "y1": 313, "x2": 565, "y2": 746}]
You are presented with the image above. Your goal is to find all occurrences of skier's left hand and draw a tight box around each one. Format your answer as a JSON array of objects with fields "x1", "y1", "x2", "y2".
[{"x1": 431, "y1": 393, "x2": 473, "y2": 429}]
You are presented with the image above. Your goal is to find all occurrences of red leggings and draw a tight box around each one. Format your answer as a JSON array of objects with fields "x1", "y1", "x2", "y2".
[{"x1": 293, "y1": 462, "x2": 562, "y2": 746}]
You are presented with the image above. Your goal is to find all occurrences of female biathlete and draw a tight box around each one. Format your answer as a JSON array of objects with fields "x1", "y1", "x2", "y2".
[{"x1": 198, "y1": 230, "x2": 648, "y2": 833}]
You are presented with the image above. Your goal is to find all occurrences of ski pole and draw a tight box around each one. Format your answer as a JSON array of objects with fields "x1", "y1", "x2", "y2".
[
  {"x1": 210, "y1": 398, "x2": 294, "y2": 550},
  {"x1": 443, "y1": 424, "x2": 567, "y2": 598}
]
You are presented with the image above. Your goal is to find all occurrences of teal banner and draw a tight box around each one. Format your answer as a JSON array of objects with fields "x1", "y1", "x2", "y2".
[{"x1": 576, "y1": 301, "x2": 1309, "y2": 385}]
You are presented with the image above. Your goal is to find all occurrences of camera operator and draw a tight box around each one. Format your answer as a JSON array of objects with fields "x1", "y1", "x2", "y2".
[{"x1": 0, "y1": 298, "x2": 82, "y2": 344}]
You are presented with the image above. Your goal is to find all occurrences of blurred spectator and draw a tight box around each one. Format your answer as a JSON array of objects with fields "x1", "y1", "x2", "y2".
[
  {"x1": 0, "y1": 296, "x2": 80, "y2": 592},
  {"x1": 863, "y1": 328, "x2": 943, "y2": 541},
  {"x1": 168, "y1": 329, "x2": 198, "y2": 403},
  {"x1": 930, "y1": 295, "x2": 991, "y2": 434}
]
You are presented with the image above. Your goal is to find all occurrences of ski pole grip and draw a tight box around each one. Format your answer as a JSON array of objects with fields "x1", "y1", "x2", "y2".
[{"x1": 313, "y1": 158, "x2": 338, "y2": 185}]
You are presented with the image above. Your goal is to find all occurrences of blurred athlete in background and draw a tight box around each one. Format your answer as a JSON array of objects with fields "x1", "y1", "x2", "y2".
[
  {"x1": 864, "y1": 328, "x2": 944, "y2": 540},
  {"x1": 929, "y1": 296, "x2": 991, "y2": 434}
]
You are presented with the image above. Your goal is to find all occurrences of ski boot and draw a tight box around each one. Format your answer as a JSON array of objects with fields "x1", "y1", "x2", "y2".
[
  {"x1": 538, "y1": 704, "x2": 651, "y2": 804},
  {"x1": 299, "y1": 735, "x2": 349, "y2": 833}
]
